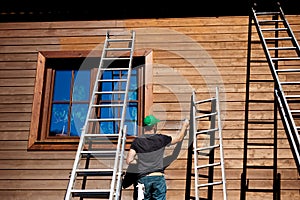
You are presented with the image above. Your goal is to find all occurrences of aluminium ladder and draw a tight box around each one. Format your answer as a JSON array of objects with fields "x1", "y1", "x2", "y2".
[
  {"x1": 241, "y1": 1, "x2": 300, "y2": 200},
  {"x1": 185, "y1": 87, "x2": 227, "y2": 200},
  {"x1": 65, "y1": 30, "x2": 136, "y2": 200}
]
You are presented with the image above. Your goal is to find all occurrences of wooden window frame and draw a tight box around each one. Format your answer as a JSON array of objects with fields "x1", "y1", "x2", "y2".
[{"x1": 28, "y1": 50, "x2": 153, "y2": 151}]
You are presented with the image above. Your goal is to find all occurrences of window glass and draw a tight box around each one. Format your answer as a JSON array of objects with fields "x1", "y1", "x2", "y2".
[
  {"x1": 53, "y1": 70, "x2": 71, "y2": 101},
  {"x1": 98, "y1": 69, "x2": 138, "y2": 136},
  {"x1": 49, "y1": 67, "x2": 139, "y2": 137}
]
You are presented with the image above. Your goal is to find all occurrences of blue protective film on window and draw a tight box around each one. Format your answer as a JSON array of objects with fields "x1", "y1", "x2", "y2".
[
  {"x1": 129, "y1": 72, "x2": 137, "y2": 100},
  {"x1": 70, "y1": 103, "x2": 89, "y2": 136},
  {"x1": 73, "y1": 70, "x2": 90, "y2": 101},
  {"x1": 53, "y1": 70, "x2": 71, "y2": 101},
  {"x1": 49, "y1": 104, "x2": 69, "y2": 136},
  {"x1": 99, "y1": 106, "x2": 118, "y2": 134},
  {"x1": 125, "y1": 102, "x2": 138, "y2": 136}
]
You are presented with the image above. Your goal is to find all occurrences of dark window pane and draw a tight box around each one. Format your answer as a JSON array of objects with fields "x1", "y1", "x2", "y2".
[
  {"x1": 53, "y1": 70, "x2": 71, "y2": 101},
  {"x1": 49, "y1": 104, "x2": 69, "y2": 136}
]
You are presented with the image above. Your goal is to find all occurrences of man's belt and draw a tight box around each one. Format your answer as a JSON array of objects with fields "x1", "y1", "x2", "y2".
[{"x1": 146, "y1": 172, "x2": 164, "y2": 176}]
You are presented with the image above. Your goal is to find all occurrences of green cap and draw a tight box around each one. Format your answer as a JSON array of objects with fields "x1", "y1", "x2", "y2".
[{"x1": 143, "y1": 115, "x2": 160, "y2": 126}]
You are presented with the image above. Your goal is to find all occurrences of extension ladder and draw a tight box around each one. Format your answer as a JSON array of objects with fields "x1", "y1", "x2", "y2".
[
  {"x1": 185, "y1": 87, "x2": 227, "y2": 200},
  {"x1": 65, "y1": 30, "x2": 136, "y2": 200},
  {"x1": 241, "y1": 1, "x2": 300, "y2": 199}
]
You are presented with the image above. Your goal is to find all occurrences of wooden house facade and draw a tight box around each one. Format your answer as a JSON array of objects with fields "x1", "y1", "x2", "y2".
[{"x1": 0, "y1": 2, "x2": 299, "y2": 200}]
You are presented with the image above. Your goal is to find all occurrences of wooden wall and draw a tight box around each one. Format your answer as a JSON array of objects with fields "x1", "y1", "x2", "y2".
[{"x1": 0, "y1": 15, "x2": 299, "y2": 200}]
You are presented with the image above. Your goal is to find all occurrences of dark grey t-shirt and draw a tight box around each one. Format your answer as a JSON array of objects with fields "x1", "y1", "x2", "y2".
[{"x1": 130, "y1": 133, "x2": 172, "y2": 178}]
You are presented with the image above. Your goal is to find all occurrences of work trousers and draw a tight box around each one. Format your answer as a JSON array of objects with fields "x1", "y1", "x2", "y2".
[{"x1": 137, "y1": 175, "x2": 166, "y2": 200}]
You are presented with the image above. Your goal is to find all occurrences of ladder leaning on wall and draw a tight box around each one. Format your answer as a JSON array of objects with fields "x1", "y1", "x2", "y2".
[
  {"x1": 64, "y1": 30, "x2": 136, "y2": 200},
  {"x1": 185, "y1": 87, "x2": 227, "y2": 200},
  {"x1": 241, "y1": 1, "x2": 300, "y2": 199}
]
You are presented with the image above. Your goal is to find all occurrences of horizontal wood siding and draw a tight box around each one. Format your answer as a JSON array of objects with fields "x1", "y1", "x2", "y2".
[{"x1": 0, "y1": 15, "x2": 299, "y2": 199}]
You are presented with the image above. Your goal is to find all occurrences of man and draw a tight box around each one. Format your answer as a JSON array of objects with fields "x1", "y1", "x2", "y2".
[{"x1": 126, "y1": 114, "x2": 189, "y2": 200}]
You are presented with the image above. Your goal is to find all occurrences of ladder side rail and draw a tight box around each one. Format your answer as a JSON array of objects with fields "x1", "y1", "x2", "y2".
[
  {"x1": 207, "y1": 97, "x2": 217, "y2": 200},
  {"x1": 192, "y1": 90, "x2": 200, "y2": 200},
  {"x1": 254, "y1": 4, "x2": 300, "y2": 173},
  {"x1": 115, "y1": 125, "x2": 127, "y2": 200},
  {"x1": 109, "y1": 30, "x2": 136, "y2": 200},
  {"x1": 84, "y1": 32, "x2": 110, "y2": 134},
  {"x1": 275, "y1": 90, "x2": 300, "y2": 173},
  {"x1": 252, "y1": 7, "x2": 300, "y2": 154},
  {"x1": 278, "y1": 4, "x2": 300, "y2": 56},
  {"x1": 64, "y1": 32, "x2": 111, "y2": 200},
  {"x1": 184, "y1": 92, "x2": 195, "y2": 200},
  {"x1": 251, "y1": 7, "x2": 282, "y2": 87},
  {"x1": 216, "y1": 87, "x2": 227, "y2": 200}
]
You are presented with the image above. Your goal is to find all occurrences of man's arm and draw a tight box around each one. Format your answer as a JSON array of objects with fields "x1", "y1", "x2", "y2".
[
  {"x1": 126, "y1": 148, "x2": 137, "y2": 165},
  {"x1": 171, "y1": 119, "x2": 189, "y2": 145}
]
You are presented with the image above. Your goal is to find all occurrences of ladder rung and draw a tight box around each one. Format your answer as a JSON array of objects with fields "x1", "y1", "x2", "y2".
[
  {"x1": 196, "y1": 128, "x2": 218, "y2": 135},
  {"x1": 261, "y1": 28, "x2": 287, "y2": 31},
  {"x1": 84, "y1": 133, "x2": 119, "y2": 138},
  {"x1": 265, "y1": 37, "x2": 292, "y2": 41},
  {"x1": 95, "y1": 91, "x2": 126, "y2": 94},
  {"x1": 71, "y1": 189, "x2": 110, "y2": 198},
  {"x1": 272, "y1": 57, "x2": 300, "y2": 61},
  {"x1": 88, "y1": 118, "x2": 122, "y2": 122},
  {"x1": 99, "y1": 79, "x2": 127, "y2": 82},
  {"x1": 269, "y1": 47, "x2": 297, "y2": 51},
  {"x1": 198, "y1": 181, "x2": 223, "y2": 188},
  {"x1": 100, "y1": 67, "x2": 129, "y2": 71},
  {"x1": 195, "y1": 98, "x2": 215, "y2": 104},
  {"x1": 286, "y1": 95, "x2": 300, "y2": 99},
  {"x1": 81, "y1": 150, "x2": 117, "y2": 157},
  {"x1": 102, "y1": 57, "x2": 130, "y2": 61},
  {"x1": 195, "y1": 112, "x2": 217, "y2": 119},
  {"x1": 281, "y1": 81, "x2": 300, "y2": 85},
  {"x1": 76, "y1": 169, "x2": 114, "y2": 176},
  {"x1": 105, "y1": 47, "x2": 132, "y2": 51},
  {"x1": 92, "y1": 104, "x2": 124, "y2": 107},
  {"x1": 196, "y1": 144, "x2": 220, "y2": 152},
  {"x1": 276, "y1": 69, "x2": 300, "y2": 73},
  {"x1": 291, "y1": 110, "x2": 300, "y2": 113},
  {"x1": 256, "y1": 11, "x2": 280, "y2": 16},
  {"x1": 197, "y1": 162, "x2": 221, "y2": 169},
  {"x1": 258, "y1": 19, "x2": 284, "y2": 24},
  {"x1": 107, "y1": 38, "x2": 133, "y2": 42}
]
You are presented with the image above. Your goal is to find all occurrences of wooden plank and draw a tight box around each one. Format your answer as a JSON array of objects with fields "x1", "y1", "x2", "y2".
[
  {"x1": 0, "y1": 87, "x2": 34, "y2": 95},
  {"x1": 0, "y1": 190, "x2": 67, "y2": 200},
  {"x1": 0, "y1": 95, "x2": 33, "y2": 104},
  {"x1": 0, "y1": 62, "x2": 36, "y2": 70},
  {"x1": 0, "y1": 104, "x2": 32, "y2": 112},
  {"x1": 0, "y1": 122, "x2": 30, "y2": 131},
  {"x1": 0, "y1": 78, "x2": 35, "y2": 86},
  {"x1": 0, "y1": 151, "x2": 75, "y2": 160},
  {"x1": 0, "y1": 113, "x2": 31, "y2": 121},
  {"x1": 0, "y1": 131, "x2": 28, "y2": 140},
  {"x1": 0, "y1": 70, "x2": 36, "y2": 78}
]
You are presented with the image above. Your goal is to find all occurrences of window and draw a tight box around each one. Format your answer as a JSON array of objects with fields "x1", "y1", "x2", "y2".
[{"x1": 28, "y1": 50, "x2": 153, "y2": 150}]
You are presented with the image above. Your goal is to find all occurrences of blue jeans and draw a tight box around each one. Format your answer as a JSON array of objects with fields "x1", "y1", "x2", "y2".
[{"x1": 138, "y1": 175, "x2": 167, "y2": 200}]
